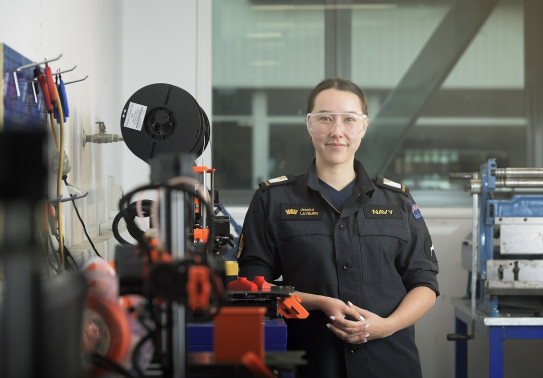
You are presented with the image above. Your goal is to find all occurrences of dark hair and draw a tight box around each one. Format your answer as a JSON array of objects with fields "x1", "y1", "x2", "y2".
[{"x1": 306, "y1": 78, "x2": 368, "y2": 115}]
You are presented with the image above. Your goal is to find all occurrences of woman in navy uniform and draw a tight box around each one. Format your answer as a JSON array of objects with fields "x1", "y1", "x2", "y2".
[{"x1": 237, "y1": 78, "x2": 439, "y2": 378}]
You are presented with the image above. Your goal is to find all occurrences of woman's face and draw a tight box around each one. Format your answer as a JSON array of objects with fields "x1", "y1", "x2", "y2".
[{"x1": 307, "y1": 88, "x2": 368, "y2": 168}]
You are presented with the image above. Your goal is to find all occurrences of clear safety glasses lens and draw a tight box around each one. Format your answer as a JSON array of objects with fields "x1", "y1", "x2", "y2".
[{"x1": 306, "y1": 112, "x2": 367, "y2": 135}]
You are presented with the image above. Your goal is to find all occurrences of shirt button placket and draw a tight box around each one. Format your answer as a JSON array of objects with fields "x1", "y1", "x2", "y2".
[{"x1": 338, "y1": 223, "x2": 350, "y2": 271}]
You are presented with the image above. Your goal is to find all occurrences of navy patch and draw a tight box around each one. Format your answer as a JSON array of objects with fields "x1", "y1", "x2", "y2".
[
  {"x1": 280, "y1": 203, "x2": 323, "y2": 220},
  {"x1": 259, "y1": 175, "x2": 295, "y2": 190},
  {"x1": 412, "y1": 202, "x2": 423, "y2": 220},
  {"x1": 424, "y1": 237, "x2": 438, "y2": 263},
  {"x1": 363, "y1": 205, "x2": 402, "y2": 219},
  {"x1": 373, "y1": 176, "x2": 410, "y2": 198}
]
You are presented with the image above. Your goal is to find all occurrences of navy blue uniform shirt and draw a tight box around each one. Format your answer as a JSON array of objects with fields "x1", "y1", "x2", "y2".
[{"x1": 238, "y1": 159, "x2": 439, "y2": 378}]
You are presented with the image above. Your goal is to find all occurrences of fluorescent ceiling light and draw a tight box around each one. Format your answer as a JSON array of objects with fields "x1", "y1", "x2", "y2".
[
  {"x1": 251, "y1": 60, "x2": 280, "y2": 66},
  {"x1": 252, "y1": 4, "x2": 397, "y2": 11},
  {"x1": 254, "y1": 41, "x2": 286, "y2": 48},
  {"x1": 246, "y1": 32, "x2": 283, "y2": 39},
  {"x1": 256, "y1": 22, "x2": 295, "y2": 28}
]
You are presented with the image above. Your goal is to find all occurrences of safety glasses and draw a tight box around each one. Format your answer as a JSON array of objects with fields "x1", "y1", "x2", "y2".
[{"x1": 306, "y1": 112, "x2": 368, "y2": 136}]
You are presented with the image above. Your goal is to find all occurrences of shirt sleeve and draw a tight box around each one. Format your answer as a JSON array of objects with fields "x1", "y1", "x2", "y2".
[
  {"x1": 237, "y1": 190, "x2": 281, "y2": 283},
  {"x1": 397, "y1": 196, "x2": 440, "y2": 296}
]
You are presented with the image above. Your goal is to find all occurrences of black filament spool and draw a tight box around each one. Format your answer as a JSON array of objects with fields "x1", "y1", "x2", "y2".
[{"x1": 120, "y1": 83, "x2": 209, "y2": 163}]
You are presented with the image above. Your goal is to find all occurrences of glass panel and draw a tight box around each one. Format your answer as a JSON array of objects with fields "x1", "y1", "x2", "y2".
[
  {"x1": 212, "y1": 0, "x2": 530, "y2": 207},
  {"x1": 351, "y1": 0, "x2": 525, "y2": 206},
  {"x1": 269, "y1": 122, "x2": 315, "y2": 179},
  {"x1": 212, "y1": 0, "x2": 326, "y2": 204},
  {"x1": 212, "y1": 0, "x2": 325, "y2": 88}
]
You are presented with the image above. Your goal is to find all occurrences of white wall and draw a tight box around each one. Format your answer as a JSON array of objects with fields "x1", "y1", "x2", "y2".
[
  {"x1": 121, "y1": 0, "x2": 212, "y2": 193},
  {"x1": 0, "y1": 0, "x2": 125, "y2": 248},
  {"x1": 0, "y1": 0, "x2": 212, "y2": 251}
]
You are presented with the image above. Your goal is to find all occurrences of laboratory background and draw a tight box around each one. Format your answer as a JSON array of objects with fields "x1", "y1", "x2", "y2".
[{"x1": 1, "y1": 0, "x2": 543, "y2": 377}]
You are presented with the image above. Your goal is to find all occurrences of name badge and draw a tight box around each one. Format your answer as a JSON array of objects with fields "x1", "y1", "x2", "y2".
[{"x1": 280, "y1": 203, "x2": 323, "y2": 220}]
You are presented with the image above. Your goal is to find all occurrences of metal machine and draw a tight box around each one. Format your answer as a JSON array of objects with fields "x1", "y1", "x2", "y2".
[{"x1": 451, "y1": 158, "x2": 543, "y2": 319}]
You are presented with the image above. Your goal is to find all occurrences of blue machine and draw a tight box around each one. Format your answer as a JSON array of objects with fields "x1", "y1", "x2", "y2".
[
  {"x1": 187, "y1": 318, "x2": 287, "y2": 353},
  {"x1": 449, "y1": 159, "x2": 543, "y2": 378},
  {"x1": 457, "y1": 159, "x2": 543, "y2": 318}
]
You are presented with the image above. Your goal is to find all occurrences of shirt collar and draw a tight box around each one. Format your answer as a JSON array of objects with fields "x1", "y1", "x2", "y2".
[{"x1": 306, "y1": 159, "x2": 375, "y2": 199}]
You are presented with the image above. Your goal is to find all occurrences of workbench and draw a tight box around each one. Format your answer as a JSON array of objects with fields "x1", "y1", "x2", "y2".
[{"x1": 452, "y1": 298, "x2": 543, "y2": 378}]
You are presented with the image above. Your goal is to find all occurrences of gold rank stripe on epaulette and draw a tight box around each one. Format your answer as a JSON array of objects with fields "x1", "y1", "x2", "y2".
[
  {"x1": 259, "y1": 174, "x2": 295, "y2": 190},
  {"x1": 373, "y1": 176, "x2": 410, "y2": 198}
]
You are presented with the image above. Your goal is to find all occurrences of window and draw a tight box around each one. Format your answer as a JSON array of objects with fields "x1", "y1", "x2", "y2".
[{"x1": 212, "y1": 0, "x2": 541, "y2": 207}]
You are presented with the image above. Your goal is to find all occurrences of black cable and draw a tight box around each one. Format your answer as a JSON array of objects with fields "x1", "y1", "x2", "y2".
[
  {"x1": 62, "y1": 244, "x2": 79, "y2": 271},
  {"x1": 64, "y1": 177, "x2": 102, "y2": 258},
  {"x1": 41, "y1": 204, "x2": 81, "y2": 272},
  {"x1": 43, "y1": 204, "x2": 63, "y2": 272},
  {"x1": 85, "y1": 352, "x2": 138, "y2": 378},
  {"x1": 118, "y1": 182, "x2": 215, "y2": 255},
  {"x1": 118, "y1": 186, "x2": 160, "y2": 251},
  {"x1": 112, "y1": 211, "x2": 132, "y2": 246},
  {"x1": 131, "y1": 332, "x2": 154, "y2": 377},
  {"x1": 40, "y1": 231, "x2": 61, "y2": 275},
  {"x1": 136, "y1": 305, "x2": 155, "y2": 333},
  {"x1": 112, "y1": 200, "x2": 154, "y2": 246}
]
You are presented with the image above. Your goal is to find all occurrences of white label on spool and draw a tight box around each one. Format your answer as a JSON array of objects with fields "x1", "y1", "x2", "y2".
[{"x1": 123, "y1": 102, "x2": 147, "y2": 131}]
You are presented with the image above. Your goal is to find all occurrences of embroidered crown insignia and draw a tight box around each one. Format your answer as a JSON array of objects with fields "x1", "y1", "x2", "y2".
[{"x1": 285, "y1": 209, "x2": 298, "y2": 215}]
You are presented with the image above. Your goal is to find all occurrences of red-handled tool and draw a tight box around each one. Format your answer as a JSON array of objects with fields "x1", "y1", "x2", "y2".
[
  {"x1": 37, "y1": 74, "x2": 54, "y2": 113},
  {"x1": 45, "y1": 66, "x2": 58, "y2": 106}
]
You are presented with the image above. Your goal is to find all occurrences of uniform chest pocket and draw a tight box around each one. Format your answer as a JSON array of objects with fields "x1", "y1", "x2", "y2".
[
  {"x1": 276, "y1": 220, "x2": 332, "y2": 239},
  {"x1": 358, "y1": 220, "x2": 410, "y2": 283},
  {"x1": 274, "y1": 220, "x2": 333, "y2": 263}
]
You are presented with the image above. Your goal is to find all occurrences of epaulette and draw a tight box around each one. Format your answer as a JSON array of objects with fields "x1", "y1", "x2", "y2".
[
  {"x1": 373, "y1": 176, "x2": 410, "y2": 198},
  {"x1": 259, "y1": 174, "x2": 296, "y2": 190}
]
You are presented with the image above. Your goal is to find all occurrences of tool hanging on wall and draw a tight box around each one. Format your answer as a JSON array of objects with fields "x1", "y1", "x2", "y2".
[
  {"x1": 32, "y1": 67, "x2": 42, "y2": 103},
  {"x1": 56, "y1": 78, "x2": 69, "y2": 123},
  {"x1": 47, "y1": 62, "x2": 67, "y2": 269},
  {"x1": 17, "y1": 54, "x2": 87, "y2": 270},
  {"x1": 53, "y1": 66, "x2": 75, "y2": 123},
  {"x1": 20, "y1": 56, "x2": 67, "y2": 268},
  {"x1": 13, "y1": 53, "x2": 62, "y2": 99}
]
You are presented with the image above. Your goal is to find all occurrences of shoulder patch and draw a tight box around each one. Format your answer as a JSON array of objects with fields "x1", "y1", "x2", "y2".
[
  {"x1": 424, "y1": 237, "x2": 438, "y2": 263},
  {"x1": 373, "y1": 176, "x2": 410, "y2": 198},
  {"x1": 412, "y1": 201, "x2": 423, "y2": 220},
  {"x1": 259, "y1": 174, "x2": 295, "y2": 190}
]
